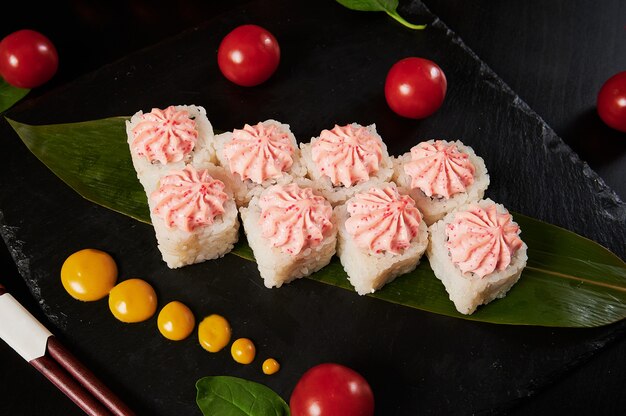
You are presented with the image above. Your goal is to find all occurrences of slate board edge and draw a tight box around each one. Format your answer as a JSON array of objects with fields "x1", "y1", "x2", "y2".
[
  {"x1": 420, "y1": 2, "x2": 624, "y2": 213},
  {"x1": 0, "y1": 1, "x2": 625, "y2": 414}
]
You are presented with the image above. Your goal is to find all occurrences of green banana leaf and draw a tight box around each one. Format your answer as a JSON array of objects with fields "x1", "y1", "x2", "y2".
[
  {"x1": 7, "y1": 116, "x2": 626, "y2": 327},
  {"x1": 0, "y1": 78, "x2": 29, "y2": 113}
]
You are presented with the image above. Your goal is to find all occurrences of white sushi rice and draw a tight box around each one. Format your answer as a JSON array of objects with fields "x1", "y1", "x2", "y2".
[
  {"x1": 126, "y1": 105, "x2": 216, "y2": 196},
  {"x1": 127, "y1": 105, "x2": 230, "y2": 269},
  {"x1": 214, "y1": 120, "x2": 307, "y2": 207},
  {"x1": 393, "y1": 140, "x2": 489, "y2": 225},
  {"x1": 300, "y1": 123, "x2": 394, "y2": 206},
  {"x1": 335, "y1": 192, "x2": 429, "y2": 295},
  {"x1": 427, "y1": 199, "x2": 528, "y2": 315},
  {"x1": 240, "y1": 180, "x2": 337, "y2": 288},
  {"x1": 149, "y1": 164, "x2": 239, "y2": 269}
]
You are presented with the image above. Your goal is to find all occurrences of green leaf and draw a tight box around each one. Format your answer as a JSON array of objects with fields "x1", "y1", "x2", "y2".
[
  {"x1": 0, "y1": 78, "x2": 29, "y2": 113},
  {"x1": 196, "y1": 376, "x2": 290, "y2": 416},
  {"x1": 7, "y1": 116, "x2": 150, "y2": 223},
  {"x1": 7, "y1": 117, "x2": 626, "y2": 327},
  {"x1": 303, "y1": 216, "x2": 626, "y2": 327},
  {"x1": 335, "y1": 0, "x2": 426, "y2": 30},
  {"x1": 335, "y1": 0, "x2": 399, "y2": 12}
]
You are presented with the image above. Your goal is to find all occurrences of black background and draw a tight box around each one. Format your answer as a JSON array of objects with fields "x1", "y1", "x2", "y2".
[{"x1": 1, "y1": 1, "x2": 625, "y2": 415}]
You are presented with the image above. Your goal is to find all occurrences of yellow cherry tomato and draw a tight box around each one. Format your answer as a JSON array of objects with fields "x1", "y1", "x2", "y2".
[
  {"x1": 231, "y1": 338, "x2": 256, "y2": 364},
  {"x1": 157, "y1": 301, "x2": 195, "y2": 341},
  {"x1": 108, "y1": 279, "x2": 157, "y2": 323},
  {"x1": 61, "y1": 249, "x2": 117, "y2": 301},
  {"x1": 198, "y1": 314, "x2": 231, "y2": 353},
  {"x1": 262, "y1": 358, "x2": 280, "y2": 375}
]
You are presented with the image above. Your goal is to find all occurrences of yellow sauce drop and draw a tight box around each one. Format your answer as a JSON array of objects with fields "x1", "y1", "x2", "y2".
[
  {"x1": 157, "y1": 301, "x2": 195, "y2": 341},
  {"x1": 198, "y1": 314, "x2": 231, "y2": 353},
  {"x1": 262, "y1": 358, "x2": 280, "y2": 375},
  {"x1": 231, "y1": 338, "x2": 256, "y2": 364},
  {"x1": 61, "y1": 249, "x2": 117, "y2": 301},
  {"x1": 108, "y1": 279, "x2": 157, "y2": 323}
]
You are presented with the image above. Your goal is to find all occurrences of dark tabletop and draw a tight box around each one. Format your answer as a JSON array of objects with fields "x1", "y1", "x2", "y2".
[{"x1": 1, "y1": 1, "x2": 625, "y2": 415}]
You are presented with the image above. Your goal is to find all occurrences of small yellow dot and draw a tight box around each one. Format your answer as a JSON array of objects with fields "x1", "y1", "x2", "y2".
[
  {"x1": 231, "y1": 338, "x2": 256, "y2": 364},
  {"x1": 61, "y1": 249, "x2": 117, "y2": 301},
  {"x1": 108, "y1": 279, "x2": 157, "y2": 323},
  {"x1": 198, "y1": 314, "x2": 231, "y2": 353},
  {"x1": 262, "y1": 358, "x2": 280, "y2": 375},
  {"x1": 157, "y1": 301, "x2": 195, "y2": 341}
]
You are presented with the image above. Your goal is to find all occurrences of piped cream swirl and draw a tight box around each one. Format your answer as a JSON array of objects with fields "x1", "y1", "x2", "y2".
[
  {"x1": 131, "y1": 106, "x2": 198, "y2": 164},
  {"x1": 259, "y1": 184, "x2": 333, "y2": 256},
  {"x1": 445, "y1": 204, "x2": 523, "y2": 277},
  {"x1": 151, "y1": 165, "x2": 227, "y2": 232},
  {"x1": 345, "y1": 186, "x2": 422, "y2": 255},
  {"x1": 223, "y1": 123, "x2": 295, "y2": 184},
  {"x1": 404, "y1": 140, "x2": 475, "y2": 199},
  {"x1": 312, "y1": 124, "x2": 383, "y2": 187}
]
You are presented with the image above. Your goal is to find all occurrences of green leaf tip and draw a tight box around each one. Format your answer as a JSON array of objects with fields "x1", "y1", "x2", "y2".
[
  {"x1": 0, "y1": 78, "x2": 30, "y2": 113},
  {"x1": 196, "y1": 376, "x2": 290, "y2": 416},
  {"x1": 334, "y1": 0, "x2": 426, "y2": 30},
  {"x1": 8, "y1": 116, "x2": 149, "y2": 223}
]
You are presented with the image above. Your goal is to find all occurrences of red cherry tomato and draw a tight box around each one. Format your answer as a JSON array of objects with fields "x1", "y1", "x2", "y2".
[
  {"x1": 385, "y1": 57, "x2": 447, "y2": 119},
  {"x1": 0, "y1": 29, "x2": 58, "y2": 88},
  {"x1": 290, "y1": 363, "x2": 374, "y2": 416},
  {"x1": 217, "y1": 24, "x2": 280, "y2": 87},
  {"x1": 597, "y1": 71, "x2": 626, "y2": 133}
]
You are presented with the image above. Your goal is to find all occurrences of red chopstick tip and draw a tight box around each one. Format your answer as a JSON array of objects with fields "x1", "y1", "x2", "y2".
[{"x1": 0, "y1": 284, "x2": 6, "y2": 296}]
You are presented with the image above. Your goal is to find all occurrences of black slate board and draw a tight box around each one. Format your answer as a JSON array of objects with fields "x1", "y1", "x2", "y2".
[{"x1": 1, "y1": 1, "x2": 625, "y2": 415}]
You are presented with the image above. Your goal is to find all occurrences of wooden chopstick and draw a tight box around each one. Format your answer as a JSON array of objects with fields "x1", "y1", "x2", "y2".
[
  {"x1": 30, "y1": 353, "x2": 113, "y2": 415},
  {"x1": 46, "y1": 337, "x2": 135, "y2": 416},
  {"x1": 0, "y1": 284, "x2": 136, "y2": 416}
]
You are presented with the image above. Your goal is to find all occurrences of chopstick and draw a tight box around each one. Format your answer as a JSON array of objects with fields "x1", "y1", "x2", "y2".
[
  {"x1": 30, "y1": 354, "x2": 112, "y2": 415},
  {"x1": 0, "y1": 284, "x2": 135, "y2": 416}
]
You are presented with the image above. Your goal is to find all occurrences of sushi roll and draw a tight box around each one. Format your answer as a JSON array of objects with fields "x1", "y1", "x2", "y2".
[
  {"x1": 336, "y1": 183, "x2": 428, "y2": 295},
  {"x1": 240, "y1": 181, "x2": 337, "y2": 288},
  {"x1": 126, "y1": 105, "x2": 216, "y2": 195},
  {"x1": 300, "y1": 123, "x2": 394, "y2": 206},
  {"x1": 393, "y1": 139, "x2": 489, "y2": 225},
  {"x1": 214, "y1": 120, "x2": 307, "y2": 206},
  {"x1": 427, "y1": 198, "x2": 527, "y2": 315},
  {"x1": 149, "y1": 164, "x2": 239, "y2": 269}
]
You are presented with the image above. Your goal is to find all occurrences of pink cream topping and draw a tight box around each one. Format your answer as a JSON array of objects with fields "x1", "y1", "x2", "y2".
[
  {"x1": 151, "y1": 165, "x2": 228, "y2": 232},
  {"x1": 223, "y1": 123, "x2": 295, "y2": 184},
  {"x1": 345, "y1": 186, "x2": 422, "y2": 255},
  {"x1": 131, "y1": 106, "x2": 198, "y2": 164},
  {"x1": 311, "y1": 124, "x2": 383, "y2": 187},
  {"x1": 404, "y1": 141, "x2": 475, "y2": 199},
  {"x1": 446, "y1": 204, "x2": 523, "y2": 277},
  {"x1": 259, "y1": 184, "x2": 333, "y2": 256}
]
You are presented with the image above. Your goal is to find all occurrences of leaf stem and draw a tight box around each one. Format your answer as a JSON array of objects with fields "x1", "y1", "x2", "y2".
[{"x1": 386, "y1": 11, "x2": 427, "y2": 30}]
